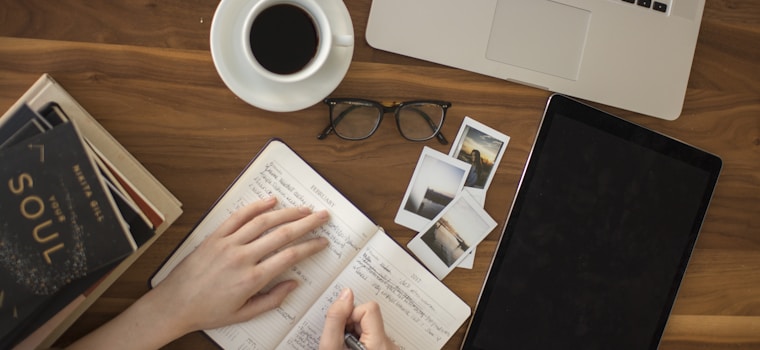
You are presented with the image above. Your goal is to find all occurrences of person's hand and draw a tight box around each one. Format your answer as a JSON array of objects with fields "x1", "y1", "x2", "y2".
[
  {"x1": 319, "y1": 288, "x2": 399, "y2": 350},
  {"x1": 67, "y1": 197, "x2": 330, "y2": 350},
  {"x1": 149, "y1": 196, "x2": 330, "y2": 334}
]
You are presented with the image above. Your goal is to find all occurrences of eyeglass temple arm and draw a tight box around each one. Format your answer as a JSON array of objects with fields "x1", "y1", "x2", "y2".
[
  {"x1": 435, "y1": 128, "x2": 449, "y2": 145},
  {"x1": 316, "y1": 124, "x2": 334, "y2": 139}
]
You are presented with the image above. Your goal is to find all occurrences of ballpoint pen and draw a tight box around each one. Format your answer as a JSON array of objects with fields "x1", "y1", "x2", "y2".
[{"x1": 344, "y1": 332, "x2": 367, "y2": 350}]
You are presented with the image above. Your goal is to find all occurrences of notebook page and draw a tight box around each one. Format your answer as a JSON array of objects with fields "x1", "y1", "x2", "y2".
[
  {"x1": 278, "y1": 232, "x2": 471, "y2": 350},
  {"x1": 151, "y1": 140, "x2": 377, "y2": 349}
]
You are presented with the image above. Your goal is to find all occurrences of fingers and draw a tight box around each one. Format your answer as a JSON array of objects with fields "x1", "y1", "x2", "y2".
[
  {"x1": 153, "y1": 197, "x2": 334, "y2": 335},
  {"x1": 214, "y1": 196, "x2": 331, "y2": 284},
  {"x1": 211, "y1": 197, "x2": 278, "y2": 239},
  {"x1": 246, "y1": 209, "x2": 329, "y2": 257},
  {"x1": 233, "y1": 280, "x2": 299, "y2": 324},
  {"x1": 230, "y1": 205, "x2": 315, "y2": 245},
  {"x1": 254, "y1": 234, "x2": 329, "y2": 281},
  {"x1": 319, "y1": 288, "x2": 354, "y2": 350},
  {"x1": 214, "y1": 197, "x2": 330, "y2": 255},
  {"x1": 233, "y1": 234, "x2": 328, "y2": 322},
  {"x1": 352, "y1": 302, "x2": 387, "y2": 343}
]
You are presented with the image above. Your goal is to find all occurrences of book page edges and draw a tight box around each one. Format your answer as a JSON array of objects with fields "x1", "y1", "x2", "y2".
[{"x1": 11, "y1": 74, "x2": 182, "y2": 230}]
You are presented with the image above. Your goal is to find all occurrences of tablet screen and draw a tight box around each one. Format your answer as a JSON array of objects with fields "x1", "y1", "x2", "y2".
[{"x1": 461, "y1": 95, "x2": 721, "y2": 350}]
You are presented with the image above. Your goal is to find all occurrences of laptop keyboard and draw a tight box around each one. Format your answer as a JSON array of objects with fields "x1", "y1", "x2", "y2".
[{"x1": 621, "y1": 0, "x2": 670, "y2": 13}]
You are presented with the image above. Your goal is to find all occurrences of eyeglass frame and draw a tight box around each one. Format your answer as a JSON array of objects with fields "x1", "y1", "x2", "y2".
[{"x1": 317, "y1": 98, "x2": 450, "y2": 145}]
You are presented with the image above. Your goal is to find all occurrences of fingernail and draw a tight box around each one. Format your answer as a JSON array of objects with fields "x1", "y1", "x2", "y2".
[
  {"x1": 298, "y1": 206, "x2": 312, "y2": 214},
  {"x1": 315, "y1": 210, "x2": 329, "y2": 220},
  {"x1": 286, "y1": 280, "x2": 299, "y2": 292},
  {"x1": 265, "y1": 196, "x2": 277, "y2": 203},
  {"x1": 339, "y1": 288, "x2": 352, "y2": 300}
]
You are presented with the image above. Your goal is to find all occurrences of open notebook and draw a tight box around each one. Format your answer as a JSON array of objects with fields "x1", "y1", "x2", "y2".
[{"x1": 151, "y1": 139, "x2": 470, "y2": 349}]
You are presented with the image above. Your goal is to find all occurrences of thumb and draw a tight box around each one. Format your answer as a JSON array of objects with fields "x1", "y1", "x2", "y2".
[{"x1": 319, "y1": 288, "x2": 354, "y2": 350}]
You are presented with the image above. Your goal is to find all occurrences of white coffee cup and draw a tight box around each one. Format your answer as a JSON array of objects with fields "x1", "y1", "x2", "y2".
[{"x1": 242, "y1": 0, "x2": 353, "y2": 84}]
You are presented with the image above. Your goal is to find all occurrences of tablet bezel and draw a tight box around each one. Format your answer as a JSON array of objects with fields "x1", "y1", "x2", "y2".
[{"x1": 460, "y1": 94, "x2": 722, "y2": 349}]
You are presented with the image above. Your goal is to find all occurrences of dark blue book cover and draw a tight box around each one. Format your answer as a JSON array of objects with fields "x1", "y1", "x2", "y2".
[
  {"x1": 0, "y1": 122, "x2": 136, "y2": 343},
  {"x1": 0, "y1": 104, "x2": 38, "y2": 142}
]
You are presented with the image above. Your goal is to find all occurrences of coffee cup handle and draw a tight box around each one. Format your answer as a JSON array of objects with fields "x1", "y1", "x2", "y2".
[{"x1": 334, "y1": 34, "x2": 354, "y2": 47}]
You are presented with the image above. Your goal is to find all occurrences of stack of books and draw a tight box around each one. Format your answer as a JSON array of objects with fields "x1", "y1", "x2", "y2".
[{"x1": 0, "y1": 74, "x2": 182, "y2": 349}]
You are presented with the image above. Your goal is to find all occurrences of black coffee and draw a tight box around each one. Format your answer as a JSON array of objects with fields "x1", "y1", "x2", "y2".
[{"x1": 249, "y1": 4, "x2": 319, "y2": 75}]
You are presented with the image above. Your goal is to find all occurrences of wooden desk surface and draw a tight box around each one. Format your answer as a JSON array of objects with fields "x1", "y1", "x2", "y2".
[{"x1": 1, "y1": 1, "x2": 758, "y2": 348}]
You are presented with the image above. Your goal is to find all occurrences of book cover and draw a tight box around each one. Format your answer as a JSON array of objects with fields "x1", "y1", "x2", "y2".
[
  {"x1": 19, "y1": 75, "x2": 181, "y2": 233},
  {"x1": 0, "y1": 262, "x2": 115, "y2": 349},
  {"x1": 2, "y1": 103, "x2": 154, "y2": 248},
  {"x1": 0, "y1": 104, "x2": 47, "y2": 150},
  {"x1": 38, "y1": 102, "x2": 155, "y2": 246},
  {"x1": 0, "y1": 104, "x2": 41, "y2": 143},
  {"x1": 0, "y1": 122, "x2": 136, "y2": 343},
  {"x1": 0, "y1": 74, "x2": 181, "y2": 349}
]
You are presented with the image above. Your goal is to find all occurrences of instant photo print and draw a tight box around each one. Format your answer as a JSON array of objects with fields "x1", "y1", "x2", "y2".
[
  {"x1": 395, "y1": 147, "x2": 471, "y2": 232},
  {"x1": 450, "y1": 117, "x2": 509, "y2": 269},
  {"x1": 449, "y1": 117, "x2": 510, "y2": 205},
  {"x1": 408, "y1": 190, "x2": 497, "y2": 279}
]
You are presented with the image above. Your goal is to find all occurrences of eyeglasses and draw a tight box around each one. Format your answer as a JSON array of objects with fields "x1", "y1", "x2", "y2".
[{"x1": 317, "y1": 98, "x2": 450, "y2": 144}]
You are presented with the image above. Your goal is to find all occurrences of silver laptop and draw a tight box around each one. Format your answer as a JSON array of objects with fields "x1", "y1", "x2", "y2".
[{"x1": 366, "y1": 0, "x2": 705, "y2": 120}]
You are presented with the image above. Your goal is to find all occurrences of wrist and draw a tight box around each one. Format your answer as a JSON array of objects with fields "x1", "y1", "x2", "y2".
[
  {"x1": 66, "y1": 287, "x2": 192, "y2": 350},
  {"x1": 135, "y1": 285, "x2": 196, "y2": 341}
]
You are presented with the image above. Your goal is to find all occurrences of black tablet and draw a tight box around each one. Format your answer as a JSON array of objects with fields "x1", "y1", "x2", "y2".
[{"x1": 461, "y1": 95, "x2": 722, "y2": 350}]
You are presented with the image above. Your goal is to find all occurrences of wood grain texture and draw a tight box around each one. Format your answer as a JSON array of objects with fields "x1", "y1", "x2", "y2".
[{"x1": 0, "y1": 0, "x2": 758, "y2": 349}]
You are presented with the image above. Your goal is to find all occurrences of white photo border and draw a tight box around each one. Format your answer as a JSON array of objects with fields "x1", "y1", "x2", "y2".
[
  {"x1": 448, "y1": 116, "x2": 510, "y2": 205},
  {"x1": 394, "y1": 147, "x2": 471, "y2": 232},
  {"x1": 407, "y1": 190, "x2": 497, "y2": 279}
]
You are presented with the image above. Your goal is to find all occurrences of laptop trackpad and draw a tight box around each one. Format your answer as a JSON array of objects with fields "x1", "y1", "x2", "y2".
[{"x1": 486, "y1": 1, "x2": 590, "y2": 81}]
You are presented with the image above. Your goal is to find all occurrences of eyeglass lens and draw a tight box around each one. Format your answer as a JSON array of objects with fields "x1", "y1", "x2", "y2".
[
  {"x1": 397, "y1": 103, "x2": 445, "y2": 141},
  {"x1": 330, "y1": 101, "x2": 445, "y2": 141},
  {"x1": 331, "y1": 102, "x2": 381, "y2": 140}
]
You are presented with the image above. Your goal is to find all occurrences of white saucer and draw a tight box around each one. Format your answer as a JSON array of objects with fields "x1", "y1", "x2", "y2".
[{"x1": 210, "y1": 0, "x2": 354, "y2": 112}]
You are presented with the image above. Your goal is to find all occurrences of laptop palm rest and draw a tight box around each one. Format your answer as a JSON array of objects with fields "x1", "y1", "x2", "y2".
[{"x1": 486, "y1": 1, "x2": 591, "y2": 81}]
